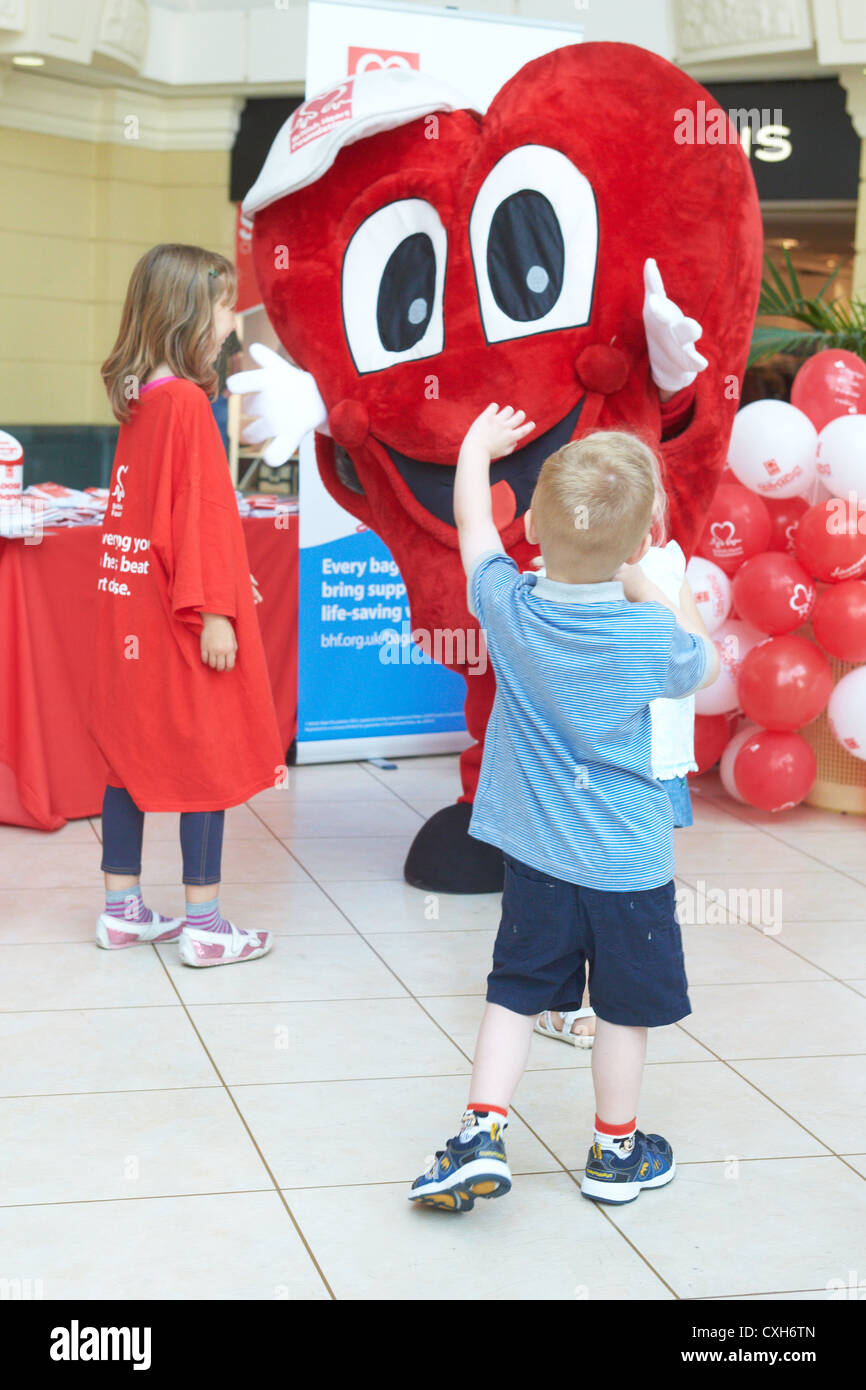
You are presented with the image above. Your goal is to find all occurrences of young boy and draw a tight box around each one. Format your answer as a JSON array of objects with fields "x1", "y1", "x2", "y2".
[{"x1": 408, "y1": 405, "x2": 719, "y2": 1211}]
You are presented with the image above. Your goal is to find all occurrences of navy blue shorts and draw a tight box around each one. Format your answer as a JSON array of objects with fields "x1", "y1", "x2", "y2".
[{"x1": 486, "y1": 853, "x2": 691, "y2": 1027}]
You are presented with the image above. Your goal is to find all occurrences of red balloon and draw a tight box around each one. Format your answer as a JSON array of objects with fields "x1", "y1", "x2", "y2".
[
  {"x1": 692, "y1": 713, "x2": 734, "y2": 774},
  {"x1": 791, "y1": 349, "x2": 866, "y2": 432},
  {"x1": 733, "y1": 730, "x2": 817, "y2": 811},
  {"x1": 737, "y1": 635, "x2": 834, "y2": 731},
  {"x1": 731, "y1": 552, "x2": 816, "y2": 634},
  {"x1": 812, "y1": 580, "x2": 866, "y2": 663},
  {"x1": 764, "y1": 495, "x2": 809, "y2": 553},
  {"x1": 793, "y1": 500, "x2": 866, "y2": 583},
  {"x1": 696, "y1": 484, "x2": 772, "y2": 575}
]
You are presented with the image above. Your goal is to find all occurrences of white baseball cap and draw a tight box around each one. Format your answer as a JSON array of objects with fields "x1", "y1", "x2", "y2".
[{"x1": 242, "y1": 68, "x2": 470, "y2": 216}]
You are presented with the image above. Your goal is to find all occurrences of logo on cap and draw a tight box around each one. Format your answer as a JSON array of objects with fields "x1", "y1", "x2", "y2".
[{"x1": 290, "y1": 83, "x2": 355, "y2": 153}]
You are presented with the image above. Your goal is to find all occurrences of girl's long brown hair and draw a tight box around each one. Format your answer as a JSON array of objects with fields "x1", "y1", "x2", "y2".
[{"x1": 102, "y1": 243, "x2": 237, "y2": 423}]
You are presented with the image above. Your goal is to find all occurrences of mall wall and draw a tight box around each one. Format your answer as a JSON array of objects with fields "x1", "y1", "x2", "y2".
[{"x1": 0, "y1": 128, "x2": 233, "y2": 429}]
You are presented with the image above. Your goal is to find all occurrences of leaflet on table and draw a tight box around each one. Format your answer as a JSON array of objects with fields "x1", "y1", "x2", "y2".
[
  {"x1": 0, "y1": 488, "x2": 107, "y2": 536},
  {"x1": 0, "y1": 482, "x2": 290, "y2": 536},
  {"x1": 0, "y1": 498, "x2": 42, "y2": 539},
  {"x1": 235, "y1": 490, "x2": 298, "y2": 516},
  {"x1": 296, "y1": 433, "x2": 469, "y2": 762}
]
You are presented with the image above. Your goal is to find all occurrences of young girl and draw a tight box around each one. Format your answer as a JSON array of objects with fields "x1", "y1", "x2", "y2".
[
  {"x1": 91, "y1": 244, "x2": 285, "y2": 967},
  {"x1": 534, "y1": 469, "x2": 708, "y2": 1045}
]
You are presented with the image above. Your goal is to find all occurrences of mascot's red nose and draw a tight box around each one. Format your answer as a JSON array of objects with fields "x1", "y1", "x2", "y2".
[
  {"x1": 328, "y1": 399, "x2": 370, "y2": 450},
  {"x1": 575, "y1": 345, "x2": 630, "y2": 396}
]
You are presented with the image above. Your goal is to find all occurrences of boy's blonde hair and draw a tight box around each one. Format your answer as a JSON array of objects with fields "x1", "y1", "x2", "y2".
[
  {"x1": 531, "y1": 431, "x2": 665, "y2": 577},
  {"x1": 102, "y1": 243, "x2": 237, "y2": 423}
]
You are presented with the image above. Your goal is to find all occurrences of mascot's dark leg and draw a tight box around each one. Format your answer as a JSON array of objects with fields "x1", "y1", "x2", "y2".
[
  {"x1": 404, "y1": 802, "x2": 505, "y2": 893},
  {"x1": 403, "y1": 666, "x2": 504, "y2": 894}
]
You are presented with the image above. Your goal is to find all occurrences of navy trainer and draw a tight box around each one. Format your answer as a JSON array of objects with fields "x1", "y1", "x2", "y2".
[
  {"x1": 581, "y1": 1130, "x2": 675, "y2": 1205},
  {"x1": 409, "y1": 1114, "x2": 512, "y2": 1212}
]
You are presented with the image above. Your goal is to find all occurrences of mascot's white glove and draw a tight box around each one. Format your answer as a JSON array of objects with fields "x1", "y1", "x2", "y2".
[
  {"x1": 226, "y1": 342, "x2": 328, "y2": 466},
  {"x1": 642, "y1": 258, "x2": 708, "y2": 395}
]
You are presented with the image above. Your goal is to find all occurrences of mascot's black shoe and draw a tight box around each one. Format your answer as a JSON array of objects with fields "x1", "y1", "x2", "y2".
[{"x1": 404, "y1": 802, "x2": 504, "y2": 894}]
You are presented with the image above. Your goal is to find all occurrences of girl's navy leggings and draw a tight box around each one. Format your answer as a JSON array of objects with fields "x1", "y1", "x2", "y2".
[{"x1": 100, "y1": 785, "x2": 225, "y2": 887}]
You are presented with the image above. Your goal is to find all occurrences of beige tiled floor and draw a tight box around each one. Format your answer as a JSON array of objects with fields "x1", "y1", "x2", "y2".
[{"x1": 1, "y1": 755, "x2": 864, "y2": 1301}]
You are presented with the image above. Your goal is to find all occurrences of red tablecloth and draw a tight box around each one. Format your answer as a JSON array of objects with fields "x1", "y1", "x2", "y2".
[{"x1": 0, "y1": 516, "x2": 298, "y2": 830}]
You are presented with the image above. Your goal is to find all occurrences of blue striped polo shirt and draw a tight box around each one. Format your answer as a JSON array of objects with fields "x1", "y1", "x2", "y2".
[{"x1": 468, "y1": 551, "x2": 711, "y2": 891}]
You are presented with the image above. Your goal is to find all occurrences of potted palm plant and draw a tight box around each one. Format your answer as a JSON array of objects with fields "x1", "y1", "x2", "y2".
[{"x1": 749, "y1": 247, "x2": 866, "y2": 365}]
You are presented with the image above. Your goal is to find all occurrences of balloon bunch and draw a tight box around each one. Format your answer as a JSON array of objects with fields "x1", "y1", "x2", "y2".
[{"x1": 687, "y1": 348, "x2": 866, "y2": 812}]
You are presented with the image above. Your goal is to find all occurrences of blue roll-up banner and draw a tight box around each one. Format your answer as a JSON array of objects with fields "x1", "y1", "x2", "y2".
[{"x1": 295, "y1": 435, "x2": 471, "y2": 763}]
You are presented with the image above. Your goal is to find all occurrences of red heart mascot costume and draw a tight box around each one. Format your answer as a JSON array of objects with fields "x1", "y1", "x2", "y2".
[{"x1": 237, "y1": 43, "x2": 762, "y2": 893}]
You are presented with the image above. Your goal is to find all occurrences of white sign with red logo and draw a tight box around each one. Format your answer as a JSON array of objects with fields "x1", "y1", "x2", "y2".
[
  {"x1": 0, "y1": 430, "x2": 23, "y2": 502},
  {"x1": 306, "y1": 0, "x2": 585, "y2": 113}
]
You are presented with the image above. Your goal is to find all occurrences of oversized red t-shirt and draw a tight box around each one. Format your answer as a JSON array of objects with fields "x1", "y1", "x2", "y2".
[{"x1": 90, "y1": 377, "x2": 285, "y2": 811}]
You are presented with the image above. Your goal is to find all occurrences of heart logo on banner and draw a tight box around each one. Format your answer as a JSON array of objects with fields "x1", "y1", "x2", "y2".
[{"x1": 348, "y1": 47, "x2": 421, "y2": 76}]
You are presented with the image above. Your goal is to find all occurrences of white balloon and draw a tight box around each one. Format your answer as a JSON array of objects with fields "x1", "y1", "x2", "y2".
[
  {"x1": 719, "y1": 721, "x2": 762, "y2": 802},
  {"x1": 815, "y1": 415, "x2": 866, "y2": 501},
  {"x1": 827, "y1": 666, "x2": 866, "y2": 763},
  {"x1": 728, "y1": 400, "x2": 818, "y2": 499},
  {"x1": 694, "y1": 618, "x2": 766, "y2": 716},
  {"x1": 685, "y1": 556, "x2": 732, "y2": 634}
]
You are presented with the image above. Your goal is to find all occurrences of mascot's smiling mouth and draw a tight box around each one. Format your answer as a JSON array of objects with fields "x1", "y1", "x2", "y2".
[
  {"x1": 342, "y1": 398, "x2": 585, "y2": 529},
  {"x1": 385, "y1": 399, "x2": 584, "y2": 527}
]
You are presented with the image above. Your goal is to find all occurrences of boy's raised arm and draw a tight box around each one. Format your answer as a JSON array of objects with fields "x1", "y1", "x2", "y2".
[{"x1": 454, "y1": 404, "x2": 535, "y2": 580}]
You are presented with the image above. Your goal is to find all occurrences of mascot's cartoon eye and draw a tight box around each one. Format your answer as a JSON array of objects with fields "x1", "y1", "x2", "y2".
[
  {"x1": 469, "y1": 145, "x2": 598, "y2": 343},
  {"x1": 378, "y1": 233, "x2": 435, "y2": 351},
  {"x1": 487, "y1": 191, "x2": 563, "y2": 321},
  {"x1": 342, "y1": 198, "x2": 447, "y2": 374}
]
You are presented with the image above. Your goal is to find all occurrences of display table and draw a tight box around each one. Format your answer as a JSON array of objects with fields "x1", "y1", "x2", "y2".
[{"x1": 0, "y1": 516, "x2": 298, "y2": 830}]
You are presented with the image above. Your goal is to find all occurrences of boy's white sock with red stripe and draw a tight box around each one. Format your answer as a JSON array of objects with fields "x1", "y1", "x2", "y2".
[
  {"x1": 594, "y1": 1114, "x2": 637, "y2": 1156},
  {"x1": 459, "y1": 1103, "x2": 509, "y2": 1140}
]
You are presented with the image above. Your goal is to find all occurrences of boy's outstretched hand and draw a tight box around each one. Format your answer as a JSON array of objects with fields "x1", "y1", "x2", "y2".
[
  {"x1": 454, "y1": 404, "x2": 536, "y2": 581},
  {"x1": 464, "y1": 403, "x2": 536, "y2": 460}
]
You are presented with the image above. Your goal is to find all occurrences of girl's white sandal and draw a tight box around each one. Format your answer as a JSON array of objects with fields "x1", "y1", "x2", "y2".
[{"x1": 535, "y1": 1007, "x2": 595, "y2": 1049}]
